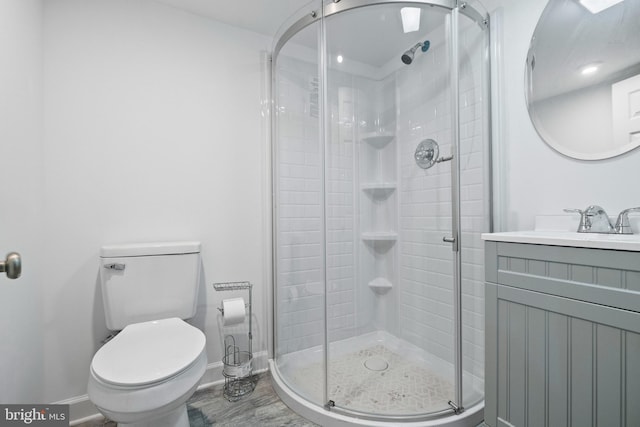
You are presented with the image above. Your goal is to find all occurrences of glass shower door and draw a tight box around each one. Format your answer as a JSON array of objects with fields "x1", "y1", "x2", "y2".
[
  {"x1": 323, "y1": 2, "x2": 458, "y2": 419},
  {"x1": 272, "y1": 0, "x2": 491, "y2": 423},
  {"x1": 273, "y1": 11, "x2": 326, "y2": 407},
  {"x1": 457, "y1": 0, "x2": 491, "y2": 410}
]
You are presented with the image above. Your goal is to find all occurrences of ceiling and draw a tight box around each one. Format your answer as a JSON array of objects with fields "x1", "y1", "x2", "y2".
[
  {"x1": 304, "y1": 4, "x2": 448, "y2": 68},
  {"x1": 151, "y1": 0, "x2": 457, "y2": 68},
  {"x1": 152, "y1": 0, "x2": 314, "y2": 38}
]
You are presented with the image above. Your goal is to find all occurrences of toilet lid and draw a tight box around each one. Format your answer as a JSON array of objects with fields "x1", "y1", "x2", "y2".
[{"x1": 91, "y1": 318, "x2": 206, "y2": 387}]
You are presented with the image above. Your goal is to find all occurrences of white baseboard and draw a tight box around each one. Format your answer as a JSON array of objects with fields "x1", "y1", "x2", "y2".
[
  {"x1": 58, "y1": 395, "x2": 102, "y2": 426},
  {"x1": 63, "y1": 351, "x2": 269, "y2": 426}
]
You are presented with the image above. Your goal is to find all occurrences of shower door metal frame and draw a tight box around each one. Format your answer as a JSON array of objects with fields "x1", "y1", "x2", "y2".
[
  {"x1": 450, "y1": 4, "x2": 463, "y2": 413},
  {"x1": 270, "y1": 0, "x2": 327, "y2": 409},
  {"x1": 271, "y1": 0, "x2": 491, "y2": 423}
]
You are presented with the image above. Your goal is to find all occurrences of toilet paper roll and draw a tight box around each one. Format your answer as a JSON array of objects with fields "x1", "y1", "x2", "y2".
[{"x1": 222, "y1": 297, "x2": 246, "y2": 326}]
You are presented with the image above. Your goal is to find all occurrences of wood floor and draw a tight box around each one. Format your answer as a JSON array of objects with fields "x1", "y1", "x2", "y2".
[
  {"x1": 76, "y1": 372, "x2": 318, "y2": 427},
  {"x1": 187, "y1": 372, "x2": 318, "y2": 427}
]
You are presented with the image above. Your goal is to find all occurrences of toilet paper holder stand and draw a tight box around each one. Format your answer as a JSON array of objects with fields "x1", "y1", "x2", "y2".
[{"x1": 213, "y1": 281, "x2": 255, "y2": 401}]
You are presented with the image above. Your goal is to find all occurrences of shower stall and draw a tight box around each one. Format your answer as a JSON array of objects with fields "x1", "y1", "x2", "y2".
[{"x1": 270, "y1": 0, "x2": 491, "y2": 425}]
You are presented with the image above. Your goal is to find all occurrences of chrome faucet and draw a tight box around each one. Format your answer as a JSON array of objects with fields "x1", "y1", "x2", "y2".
[
  {"x1": 564, "y1": 205, "x2": 615, "y2": 233},
  {"x1": 565, "y1": 206, "x2": 640, "y2": 234},
  {"x1": 614, "y1": 207, "x2": 640, "y2": 234}
]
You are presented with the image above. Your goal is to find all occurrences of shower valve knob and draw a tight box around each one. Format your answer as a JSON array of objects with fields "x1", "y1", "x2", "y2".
[{"x1": 415, "y1": 139, "x2": 440, "y2": 169}]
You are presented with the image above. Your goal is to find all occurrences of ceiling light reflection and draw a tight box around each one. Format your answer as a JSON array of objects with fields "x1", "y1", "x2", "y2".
[
  {"x1": 578, "y1": 0, "x2": 624, "y2": 14},
  {"x1": 401, "y1": 7, "x2": 421, "y2": 33}
]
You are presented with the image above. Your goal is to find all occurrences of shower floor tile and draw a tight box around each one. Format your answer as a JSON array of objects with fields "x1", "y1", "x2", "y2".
[{"x1": 291, "y1": 344, "x2": 454, "y2": 415}]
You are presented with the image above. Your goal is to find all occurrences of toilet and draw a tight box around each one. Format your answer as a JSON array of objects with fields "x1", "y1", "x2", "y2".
[{"x1": 88, "y1": 242, "x2": 207, "y2": 427}]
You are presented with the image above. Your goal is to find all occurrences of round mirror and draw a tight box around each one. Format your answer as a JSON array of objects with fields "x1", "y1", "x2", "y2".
[{"x1": 526, "y1": 0, "x2": 640, "y2": 160}]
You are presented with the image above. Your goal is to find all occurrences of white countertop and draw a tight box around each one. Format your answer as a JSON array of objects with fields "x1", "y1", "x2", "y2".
[{"x1": 482, "y1": 231, "x2": 640, "y2": 252}]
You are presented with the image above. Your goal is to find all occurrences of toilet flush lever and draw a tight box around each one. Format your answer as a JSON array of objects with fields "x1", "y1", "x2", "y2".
[{"x1": 104, "y1": 263, "x2": 125, "y2": 271}]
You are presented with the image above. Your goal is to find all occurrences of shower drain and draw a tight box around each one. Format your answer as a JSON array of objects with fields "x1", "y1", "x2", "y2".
[{"x1": 364, "y1": 356, "x2": 389, "y2": 372}]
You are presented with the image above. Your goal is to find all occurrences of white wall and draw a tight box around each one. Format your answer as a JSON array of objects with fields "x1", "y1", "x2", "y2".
[
  {"x1": 0, "y1": 0, "x2": 45, "y2": 404},
  {"x1": 42, "y1": 0, "x2": 270, "y2": 403},
  {"x1": 485, "y1": 0, "x2": 640, "y2": 231}
]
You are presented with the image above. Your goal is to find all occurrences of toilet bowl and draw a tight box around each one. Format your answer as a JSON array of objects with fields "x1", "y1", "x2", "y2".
[
  {"x1": 88, "y1": 318, "x2": 206, "y2": 427},
  {"x1": 89, "y1": 242, "x2": 206, "y2": 426}
]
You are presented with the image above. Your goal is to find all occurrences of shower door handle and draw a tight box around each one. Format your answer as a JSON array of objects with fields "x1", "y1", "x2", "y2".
[{"x1": 443, "y1": 236, "x2": 459, "y2": 251}]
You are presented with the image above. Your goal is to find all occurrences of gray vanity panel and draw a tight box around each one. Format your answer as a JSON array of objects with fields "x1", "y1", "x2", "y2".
[
  {"x1": 507, "y1": 303, "x2": 526, "y2": 427},
  {"x1": 487, "y1": 286, "x2": 640, "y2": 427},
  {"x1": 486, "y1": 241, "x2": 498, "y2": 283},
  {"x1": 526, "y1": 307, "x2": 546, "y2": 427},
  {"x1": 527, "y1": 259, "x2": 547, "y2": 277},
  {"x1": 509, "y1": 258, "x2": 527, "y2": 275},
  {"x1": 627, "y1": 271, "x2": 640, "y2": 292},
  {"x1": 547, "y1": 262, "x2": 569, "y2": 280},
  {"x1": 595, "y1": 267, "x2": 623, "y2": 289},
  {"x1": 569, "y1": 264, "x2": 594, "y2": 284},
  {"x1": 596, "y1": 324, "x2": 622, "y2": 427},
  {"x1": 628, "y1": 333, "x2": 640, "y2": 424},
  {"x1": 547, "y1": 312, "x2": 568, "y2": 427},
  {"x1": 485, "y1": 282, "x2": 498, "y2": 423},
  {"x1": 498, "y1": 271, "x2": 640, "y2": 314},
  {"x1": 485, "y1": 242, "x2": 640, "y2": 313},
  {"x1": 496, "y1": 300, "x2": 509, "y2": 423},
  {"x1": 485, "y1": 241, "x2": 640, "y2": 427},
  {"x1": 496, "y1": 256, "x2": 508, "y2": 277},
  {"x1": 489, "y1": 242, "x2": 640, "y2": 271},
  {"x1": 569, "y1": 318, "x2": 593, "y2": 427}
]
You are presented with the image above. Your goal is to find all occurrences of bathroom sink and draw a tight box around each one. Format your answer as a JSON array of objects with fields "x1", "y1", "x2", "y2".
[{"x1": 482, "y1": 230, "x2": 640, "y2": 251}]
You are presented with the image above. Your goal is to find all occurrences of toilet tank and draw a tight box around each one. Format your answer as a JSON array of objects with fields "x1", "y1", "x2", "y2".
[{"x1": 99, "y1": 241, "x2": 201, "y2": 330}]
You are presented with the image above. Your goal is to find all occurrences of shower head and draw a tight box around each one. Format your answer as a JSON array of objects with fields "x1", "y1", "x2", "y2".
[
  {"x1": 400, "y1": 47, "x2": 417, "y2": 65},
  {"x1": 401, "y1": 40, "x2": 430, "y2": 65}
]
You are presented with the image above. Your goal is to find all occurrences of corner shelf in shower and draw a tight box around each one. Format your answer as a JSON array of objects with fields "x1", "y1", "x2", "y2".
[
  {"x1": 361, "y1": 132, "x2": 395, "y2": 149},
  {"x1": 361, "y1": 231, "x2": 398, "y2": 241},
  {"x1": 368, "y1": 277, "x2": 393, "y2": 295},
  {"x1": 361, "y1": 182, "x2": 396, "y2": 197}
]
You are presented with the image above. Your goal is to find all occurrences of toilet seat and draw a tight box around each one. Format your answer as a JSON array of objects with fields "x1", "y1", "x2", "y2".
[{"x1": 91, "y1": 318, "x2": 206, "y2": 387}]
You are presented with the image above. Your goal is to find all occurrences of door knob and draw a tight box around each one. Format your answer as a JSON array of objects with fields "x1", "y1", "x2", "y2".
[{"x1": 0, "y1": 252, "x2": 21, "y2": 279}]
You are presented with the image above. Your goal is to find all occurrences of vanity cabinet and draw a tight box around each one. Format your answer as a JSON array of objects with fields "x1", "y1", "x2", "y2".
[{"x1": 484, "y1": 241, "x2": 640, "y2": 427}]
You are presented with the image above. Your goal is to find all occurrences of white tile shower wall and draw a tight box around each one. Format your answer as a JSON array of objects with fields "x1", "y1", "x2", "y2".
[
  {"x1": 275, "y1": 55, "x2": 359, "y2": 354},
  {"x1": 396, "y1": 28, "x2": 487, "y2": 381},
  {"x1": 397, "y1": 37, "x2": 454, "y2": 362},
  {"x1": 326, "y1": 80, "x2": 356, "y2": 343},
  {"x1": 276, "y1": 57, "x2": 324, "y2": 355}
]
